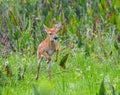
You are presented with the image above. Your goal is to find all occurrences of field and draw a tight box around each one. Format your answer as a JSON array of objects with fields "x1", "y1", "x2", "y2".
[
  {"x1": 0, "y1": 0, "x2": 120, "y2": 95},
  {"x1": 0, "y1": 48, "x2": 120, "y2": 95}
]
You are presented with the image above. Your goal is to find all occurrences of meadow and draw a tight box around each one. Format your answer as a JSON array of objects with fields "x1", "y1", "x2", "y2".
[
  {"x1": 0, "y1": 47, "x2": 120, "y2": 95},
  {"x1": 0, "y1": 0, "x2": 120, "y2": 95}
]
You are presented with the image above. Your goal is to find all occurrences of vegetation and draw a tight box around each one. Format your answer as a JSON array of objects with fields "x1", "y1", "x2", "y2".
[{"x1": 0, "y1": 0, "x2": 120, "y2": 95}]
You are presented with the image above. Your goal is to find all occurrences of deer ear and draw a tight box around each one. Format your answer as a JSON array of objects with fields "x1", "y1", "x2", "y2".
[
  {"x1": 55, "y1": 23, "x2": 61, "y2": 32},
  {"x1": 43, "y1": 24, "x2": 49, "y2": 33}
]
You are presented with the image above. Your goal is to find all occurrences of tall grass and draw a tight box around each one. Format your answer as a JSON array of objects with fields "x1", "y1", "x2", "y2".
[
  {"x1": 0, "y1": 0, "x2": 119, "y2": 53},
  {"x1": 0, "y1": 0, "x2": 120, "y2": 95},
  {"x1": 0, "y1": 50, "x2": 120, "y2": 95}
]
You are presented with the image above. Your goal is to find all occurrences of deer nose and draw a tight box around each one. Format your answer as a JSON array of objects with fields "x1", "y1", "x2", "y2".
[{"x1": 54, "y1": 36, "x2": 58, "y2": 40}]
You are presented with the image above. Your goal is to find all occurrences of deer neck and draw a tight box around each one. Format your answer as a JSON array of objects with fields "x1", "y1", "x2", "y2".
[{"x1": 46, "y1": 36, "x2": 55, "y2": 48}]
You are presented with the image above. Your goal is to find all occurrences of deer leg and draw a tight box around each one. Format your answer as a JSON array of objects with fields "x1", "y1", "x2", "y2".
[
  {"x1": 41, "y1": 52, "x2": 51, "y2": 63},
  {"x1": 36, "y1": 57, "x2": 42, "y2": 80},
  {"x1": 41, "y1": 52, "x2": 52, "y2": 79},
  {"x1": 47, "y1": 60, "x2": 51, "y2": 80},
  {"x1": 55, "y1": 50, "x2": 59, "y2": 62},
  {"x1": 37, "y1": 52, "x2": 51, "y2": 80}
]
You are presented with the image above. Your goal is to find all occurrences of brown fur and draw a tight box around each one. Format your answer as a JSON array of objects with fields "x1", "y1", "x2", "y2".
[{"x1": 36, "y1": 23, "x2": 61, "y2": 80}]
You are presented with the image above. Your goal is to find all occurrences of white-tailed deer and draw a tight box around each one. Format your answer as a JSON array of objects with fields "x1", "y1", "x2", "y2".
[{"x1": 36, "y1": 23, "x2": 61, "y2": 80}]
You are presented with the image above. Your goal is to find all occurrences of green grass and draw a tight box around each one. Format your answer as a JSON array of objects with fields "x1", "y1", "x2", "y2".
[
  {"x1": 0, "y1": 49, "x2": 120, "y2": 95},
  {"x1": 0, "y1": 0, "x2": 120, "y2": 94}
]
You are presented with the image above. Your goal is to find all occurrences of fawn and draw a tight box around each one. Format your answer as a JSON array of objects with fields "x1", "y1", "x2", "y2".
[{"x1": 36, "y1": 23, "x2": 61, "y2": 80}]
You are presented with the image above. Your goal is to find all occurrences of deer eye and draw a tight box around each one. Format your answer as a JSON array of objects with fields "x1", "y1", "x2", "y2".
[{"x1": 49, "y1": 32, "x2": 52, "y2": 35}]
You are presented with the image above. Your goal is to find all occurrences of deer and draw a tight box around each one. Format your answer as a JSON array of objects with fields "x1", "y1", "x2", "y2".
[{"x1": 36, "y1": 23, "x2": 61, "y2": 80}]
